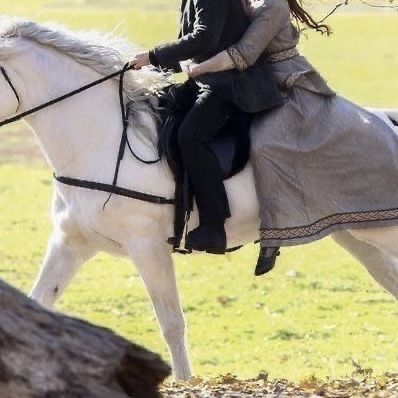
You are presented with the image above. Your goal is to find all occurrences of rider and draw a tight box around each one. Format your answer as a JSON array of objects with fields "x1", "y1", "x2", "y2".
[
  {"x1": 130, "y1": 0, "x2": 283, "y2": 254},
  {"x1": 187, "y1": 0, "x2": 398, "y2": 275}
]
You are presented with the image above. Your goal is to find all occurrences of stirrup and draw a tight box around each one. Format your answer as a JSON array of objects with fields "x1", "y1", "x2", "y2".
[{"x1": 167, "y1": 236, "x2": 192, "y2": 254}]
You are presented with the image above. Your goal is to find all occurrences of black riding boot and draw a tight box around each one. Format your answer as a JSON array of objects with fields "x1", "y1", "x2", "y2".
[
  {"x1": 254, "y1": 247, "x2": 280, "y2": 276},
  {"x1": 186, "y1": 223, "x2": 227, "y2": 254}
]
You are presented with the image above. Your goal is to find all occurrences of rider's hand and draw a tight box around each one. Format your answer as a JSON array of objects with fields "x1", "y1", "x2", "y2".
[
  {"x1": 130, "y1": 52, "x2": 151, "y2": 70},
  {"x1": 186, "y1": 63, "x2": 203, "y2": 78}
]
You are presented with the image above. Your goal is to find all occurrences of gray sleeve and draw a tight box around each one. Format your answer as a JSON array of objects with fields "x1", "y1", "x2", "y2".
[{"x1": 233, "y1": 0, "x2": 290, "y2": 67}]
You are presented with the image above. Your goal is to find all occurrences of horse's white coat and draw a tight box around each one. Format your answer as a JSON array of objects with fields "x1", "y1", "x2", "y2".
[{"x1": 0, "y1": 19, "x2": 396, "y2": 380}]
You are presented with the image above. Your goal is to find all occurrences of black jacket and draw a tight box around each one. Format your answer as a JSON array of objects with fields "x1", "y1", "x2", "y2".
[{"x1": 149, "y1": 0, "x2": 284, "y2": 113}]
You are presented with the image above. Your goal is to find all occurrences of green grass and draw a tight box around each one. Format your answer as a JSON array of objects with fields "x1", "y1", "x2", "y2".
[{"x1": 0, "y1": 1, "x2": 397, "y2": 382}]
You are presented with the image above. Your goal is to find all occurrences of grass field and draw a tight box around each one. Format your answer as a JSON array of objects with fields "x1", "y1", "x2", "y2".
[{"x1": 0, "y1": 0, "x2": 397, "y2": 383}]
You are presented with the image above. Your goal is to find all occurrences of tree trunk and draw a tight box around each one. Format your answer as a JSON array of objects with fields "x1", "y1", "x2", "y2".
[{"x1": 0, "y1": 279, "x2": 170, "y2": 398}]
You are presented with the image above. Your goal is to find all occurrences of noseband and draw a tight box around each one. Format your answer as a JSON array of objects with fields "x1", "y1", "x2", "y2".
[{"x1": 1, "y1": 66, "x2": 21, "y2": 112}]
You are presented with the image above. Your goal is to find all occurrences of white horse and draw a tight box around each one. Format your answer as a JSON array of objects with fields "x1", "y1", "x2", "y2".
[{"x1": 0, "y1": 19, "x2": 397, "y2": 381}]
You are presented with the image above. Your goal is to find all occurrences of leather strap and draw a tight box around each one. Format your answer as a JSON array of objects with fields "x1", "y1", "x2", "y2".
[
  {"x1": 0, "y1": 64, "x2": 135, "y2": 128},
  {"x1": 54, "y1": 175, "x2": 175, "y2": 205},
  {"x1": 1, "y1": 66, "x2": 20, "y2": 111}
]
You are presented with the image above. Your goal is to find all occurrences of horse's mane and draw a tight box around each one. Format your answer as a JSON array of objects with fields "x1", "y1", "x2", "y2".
[{"x1": 0, "y1": 17, "x2": 169, "y2": 143}]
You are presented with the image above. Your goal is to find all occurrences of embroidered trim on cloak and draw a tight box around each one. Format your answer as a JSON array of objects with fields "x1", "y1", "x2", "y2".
[{"x1": 260, "y1": 208, "x2": 398, "y2": 241}]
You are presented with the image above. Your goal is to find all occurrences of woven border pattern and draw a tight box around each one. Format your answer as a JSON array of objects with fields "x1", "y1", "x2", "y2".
[
  {"x1": 227, "y1": 45, "x2": 249, "y2": 71},
  {"x1": 268, "y1": 47, "x2": 299, "y2": 64},
  {"x1": 260, "y1": 208, "x2": 398, "y2": 241}
]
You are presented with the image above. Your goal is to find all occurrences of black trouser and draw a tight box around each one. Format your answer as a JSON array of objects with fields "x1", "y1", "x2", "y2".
[{"x1": 177, "y1": 81, "x2": 243, "y2": 225}]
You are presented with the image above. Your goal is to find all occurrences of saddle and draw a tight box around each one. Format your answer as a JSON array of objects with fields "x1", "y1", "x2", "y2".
[{"x1": 156, "y1": 84, "x2": 251, "y2": 253}]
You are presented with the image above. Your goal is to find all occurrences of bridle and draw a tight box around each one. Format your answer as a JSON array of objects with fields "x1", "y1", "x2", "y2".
[
  {"x1": 1, "y1": 66, "x2": 20, "y2": 113},
  {"x1": 0, "y1": 63, "x2": 174, "y2": 207}
]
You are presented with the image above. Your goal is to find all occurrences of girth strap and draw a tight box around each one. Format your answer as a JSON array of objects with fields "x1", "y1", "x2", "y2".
[{"x1": 54, "y1": 175, "x2": 175, "y2": 205}]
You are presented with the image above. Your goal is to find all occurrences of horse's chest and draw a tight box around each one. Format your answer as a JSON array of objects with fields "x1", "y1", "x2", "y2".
[{"x1": 59, "y1": 193, "x2": 169, "y2": 253}]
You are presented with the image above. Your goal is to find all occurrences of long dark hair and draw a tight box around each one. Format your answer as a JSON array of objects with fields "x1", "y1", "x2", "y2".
[{"x1": 287, "y1": 0, "x2": 332, "y2": 35}]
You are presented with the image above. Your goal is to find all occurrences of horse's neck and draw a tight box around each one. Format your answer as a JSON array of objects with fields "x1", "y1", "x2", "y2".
[{"x1": 19, "y1": 44, "x2": 158, "y2": 182}]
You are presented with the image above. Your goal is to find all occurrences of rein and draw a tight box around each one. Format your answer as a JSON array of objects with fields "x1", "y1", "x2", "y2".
[
  {"x1": 0, "y1": 63, "x2": 134, "y2": 127},
  {"x1": 1, "y1": 67, "x2": 20, "y2": 113},
  {"x1": 0, "y1": 63, "x2": 174, "y2": 206}
]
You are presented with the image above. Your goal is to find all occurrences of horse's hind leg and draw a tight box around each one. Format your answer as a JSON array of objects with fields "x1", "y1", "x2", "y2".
[
  {"x1": 30, "y1": 232, "x2": 96, "y2": 309},
  {"x1": 349, "y1": 225, "x2": 398, "y2": 257},
  {"x1": 128, "y1": 238, "x2": 191, "y2": 381},
  {"x1": 332, "y1": 230, "x2": 398, "y2": 298}
]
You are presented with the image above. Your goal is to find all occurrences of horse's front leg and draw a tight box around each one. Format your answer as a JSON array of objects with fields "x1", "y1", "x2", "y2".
[
  {"x1": 129, "y1": 238, "x2": 191, "y2": 381},
  {"x1": 29, "y1": 231, "x2": 96, "y2": 309}
]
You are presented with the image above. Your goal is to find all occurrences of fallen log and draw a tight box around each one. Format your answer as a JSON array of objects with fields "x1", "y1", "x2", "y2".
[{"x1": 0, "y1": 279, "x2": 170, "y2": 398}]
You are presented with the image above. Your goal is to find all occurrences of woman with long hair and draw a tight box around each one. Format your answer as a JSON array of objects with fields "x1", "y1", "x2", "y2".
[{"x1": 187, "y1": 0, "x2": 398, "y2": 276}]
